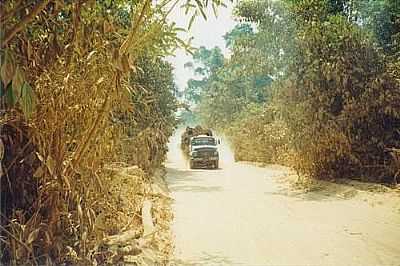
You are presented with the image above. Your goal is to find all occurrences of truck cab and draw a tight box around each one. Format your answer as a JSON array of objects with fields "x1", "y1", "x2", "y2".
[{"x1": 189, "y1": 135, "x2": 220, "y2": 169}]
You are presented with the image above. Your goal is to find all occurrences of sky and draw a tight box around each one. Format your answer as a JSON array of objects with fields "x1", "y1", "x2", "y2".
[{"x1": 167, "y1": 1, "x2": 237, "y2": 90}]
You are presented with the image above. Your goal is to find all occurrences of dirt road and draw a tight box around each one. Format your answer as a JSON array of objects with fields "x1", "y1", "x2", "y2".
[{"x1": 165, "y1": 131, "x2": 400, "y2": 266}]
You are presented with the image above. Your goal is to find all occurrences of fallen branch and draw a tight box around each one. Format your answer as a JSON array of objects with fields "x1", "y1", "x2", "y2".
[
  {"x1": 142, "y1": 200, "x2": 155, "y2": 236},
  {"x1": 104, "y1": 229, "x2": 142, "y2": 246}
]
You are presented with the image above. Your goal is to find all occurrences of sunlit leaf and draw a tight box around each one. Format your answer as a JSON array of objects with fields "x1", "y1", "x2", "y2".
[{"x1": 27, "y1": 229, "x2": 40, "y2": 245}]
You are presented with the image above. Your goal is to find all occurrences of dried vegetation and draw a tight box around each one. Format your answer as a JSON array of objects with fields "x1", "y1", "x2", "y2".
[{"x1": 0, "y1": 0, "x2": 218, "y2": 264}]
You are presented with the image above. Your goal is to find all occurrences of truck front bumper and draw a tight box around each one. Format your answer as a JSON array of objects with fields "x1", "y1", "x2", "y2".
[
  {"x1": 190, "y1": 157, "x2": 218, "y2": 168},
  {"x1": 191, "y1": 157, "x2": 219, "y2": 162}
]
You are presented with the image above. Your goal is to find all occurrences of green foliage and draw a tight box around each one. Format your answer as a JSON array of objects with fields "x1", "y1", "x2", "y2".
[
  {"x1": 120, "y1": 54, "x2": 178, "y2": 171},
  {"x1": 184, "y1": 21, "x2": 273, "y2": 129},
  {"x1": 179, "y1": 109, "x2": 200, "y2": 126},
  {"x1": 223, "y1": 23, "x2": 254, "y2": 48},
  {"x1": 0, "y1": 50, "x2": 35, "y2": 117},
  {"x1": 359, "y1": 0, "x2": 400, "y2": 53},
  {"x1": 20, "y1": 82, "x2": 35, "y2": 119},
  {"x1": 183, "y1": 46, "x2": 225, "y2": 104},
  {"x1": 191, "y1": 0, "x2": 400, "y2": 183},
  {"x1": 193, "y1": 46, "x2": 225, "y2": 74}
]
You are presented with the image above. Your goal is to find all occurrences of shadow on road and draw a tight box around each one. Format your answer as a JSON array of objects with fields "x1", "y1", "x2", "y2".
[
  {"x1": 265, "y1": 181, "x2": 360, "y2": 202},
  {"x1": 166, "y1": 167, "x2": 222, "y2": 193}
]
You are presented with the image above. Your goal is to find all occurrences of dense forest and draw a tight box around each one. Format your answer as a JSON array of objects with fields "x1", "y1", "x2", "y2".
[
  {"x1": 0, "y1": 0, "x2": 225, "y2": 264},
  {"x1": 184, "y1": 0, "x2": 400, "y2": 183}
]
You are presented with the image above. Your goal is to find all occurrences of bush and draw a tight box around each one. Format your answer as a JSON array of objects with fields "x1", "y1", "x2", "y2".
[
  {"x1": 281, "y1": 15, "x2": 400, "y2": 182},
  {"x1": 226, "y1": 104, "x2": 293, "y2": 165}
]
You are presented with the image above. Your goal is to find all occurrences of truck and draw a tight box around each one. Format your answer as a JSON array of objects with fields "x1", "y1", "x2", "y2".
[{"x1": 181, "y1": 126, "x2": 220, "y2": 169}]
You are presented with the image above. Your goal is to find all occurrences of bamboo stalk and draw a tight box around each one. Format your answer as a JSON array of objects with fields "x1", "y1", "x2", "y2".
[
  {"x1": 64, "y1": 89, "x2": 111, "y2": 180},
  {"x1": 119, "y1": 0, "x2": 151, "y2": 56},
  {"x1": 65, "y1": 0, "x2": 152, "y2": 180}
]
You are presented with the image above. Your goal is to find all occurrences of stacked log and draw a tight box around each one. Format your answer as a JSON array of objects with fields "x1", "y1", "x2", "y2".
[{"x1": 180, "y1": 126, "x2": 213, "y2": 153}]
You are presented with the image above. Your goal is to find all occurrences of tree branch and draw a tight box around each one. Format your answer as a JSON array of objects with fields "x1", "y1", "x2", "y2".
[
  {"x1": 0, "y1": 0, "x2": 35, "y2": 24},
  {"x1": 1, "y1": 0, "x2": 51, "y2": 48}
]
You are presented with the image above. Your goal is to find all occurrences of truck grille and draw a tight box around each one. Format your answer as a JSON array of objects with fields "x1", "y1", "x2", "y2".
[{"x1": 196, "y1": 149, "x2": 215, "y2": 157}]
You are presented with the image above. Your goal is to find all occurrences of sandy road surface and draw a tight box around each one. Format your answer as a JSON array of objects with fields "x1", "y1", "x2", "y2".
[{"x1": 165, "y1": 130, "x2": 400, "y2": 266}]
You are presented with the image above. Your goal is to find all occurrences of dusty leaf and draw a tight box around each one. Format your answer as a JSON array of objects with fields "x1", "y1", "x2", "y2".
[
  {"x1": 0, "y1": 139, "x2": 3, "y2": 161},
  {"x1": 103, "y1": 20, "x2": 112, "y2": 33},
  {"x1": 12, "y1": 67, "x2": 24, "y2": 103},
  {"x1": 0, "y1": 80, "x2": 4, "y2": 97},
  {"x1": 1, "y1": 51, "x2": 15, "y2": 86},
  {"x1": 121, "y1": 56, "x2": 130, "y2": 72},
  {"x1": 20, "y1": 82, "x2": 36, "y2": 119},
  {"x1": 35, "y1": 152, "x2": 45, "y2": 162},
  {"x1": 33, "y1": 166, "x2": 44, "y2": 178},
  {"x1": 77, "y1": 201, "x2": 83, "y2": 221},
  {"x1": 27, "y1": 40, "x2": 33, "y2": 60},
  {"x1": 5, "y1": 83, "x2": 16, "y2": 106},
  {"x1": 46, "y1": 155, "x2": 55, "y2": 176}
]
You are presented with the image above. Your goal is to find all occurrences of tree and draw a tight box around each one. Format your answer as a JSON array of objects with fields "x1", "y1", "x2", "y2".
[
  {"x1": 232, "y1": 0, "x2": 400, "y2": 181},
  {"x1": 190, "y1": 0, "x2": 400, "y2": 183},
  {"x1": 183, "y1": 46, "x2": 225, "y2": 104},
  {"x1": 223, "y1": 23, "x2": 254, "y2": 48}
]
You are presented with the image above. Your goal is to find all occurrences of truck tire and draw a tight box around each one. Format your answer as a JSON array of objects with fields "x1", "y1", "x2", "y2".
[
  {"x1": 190, "y1": 161, "x2": 195, "y2": 169},
  {"x1": 214, "y1": 161, "x2": 219, "y2": 169}
]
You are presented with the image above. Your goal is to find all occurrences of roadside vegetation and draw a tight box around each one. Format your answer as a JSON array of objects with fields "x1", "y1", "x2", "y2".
[
  {"x1": 0, "y1": 0, "x2": 226, "y2": 264},
  {"x1": 184, "y1": 0, "x2": 400, "y2": 184}
]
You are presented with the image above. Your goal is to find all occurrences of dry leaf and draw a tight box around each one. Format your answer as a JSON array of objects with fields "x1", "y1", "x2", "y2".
[{"x1": 27, "y1": 228, "x2": 40, "y2": 245}]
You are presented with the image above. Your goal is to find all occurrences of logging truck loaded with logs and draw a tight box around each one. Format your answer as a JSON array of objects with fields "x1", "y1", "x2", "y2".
[{"x1": 181, "y1": 126, "x2": 220, "y2": 169}]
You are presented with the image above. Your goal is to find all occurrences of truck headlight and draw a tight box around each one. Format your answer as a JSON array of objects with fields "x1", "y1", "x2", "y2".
[
  {"x1": 191, "y1": 151, "x2": 198, "y2": 157},
  {"x1": 213, "y1": 151, "x2": 219, "y2": 156}
]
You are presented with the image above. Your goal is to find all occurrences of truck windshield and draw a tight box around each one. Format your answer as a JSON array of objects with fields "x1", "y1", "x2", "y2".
[{"x1": 191, "y1": 137, "x2": 216, "y2": 146}]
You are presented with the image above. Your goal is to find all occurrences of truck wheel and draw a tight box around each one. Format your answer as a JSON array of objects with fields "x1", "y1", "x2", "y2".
[
  {"x1": 214, "y1": 161, "x2": 219, "y2": 169},
  {"x1": 190, "y1": 161, "x2": 195, "y2": 169}
]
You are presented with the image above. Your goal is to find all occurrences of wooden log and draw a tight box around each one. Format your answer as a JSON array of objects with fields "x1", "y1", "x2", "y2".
[{"x1": 142, "y1": 200, "x2": 155, "y2": 236}]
